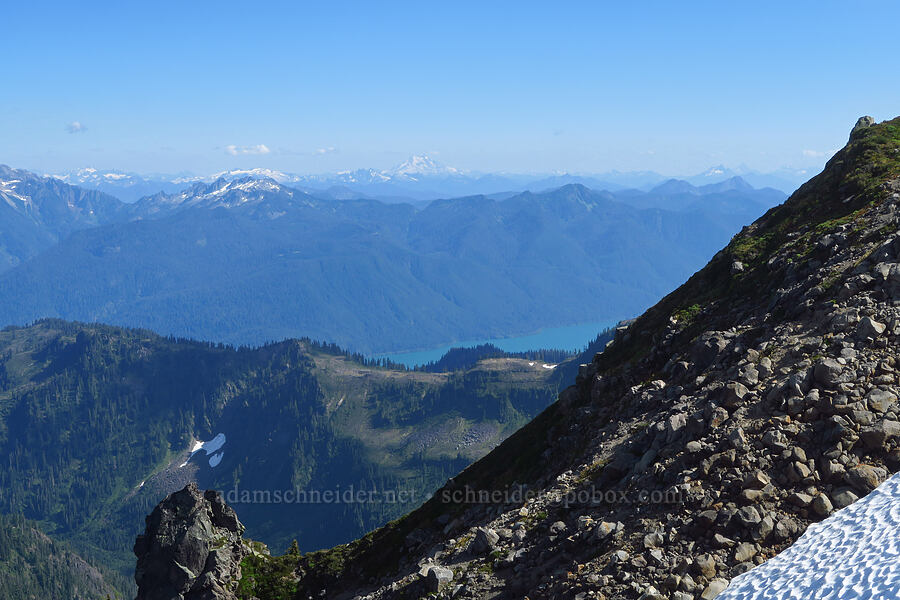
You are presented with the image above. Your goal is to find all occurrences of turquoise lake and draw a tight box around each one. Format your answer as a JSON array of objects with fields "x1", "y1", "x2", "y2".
[{"x1": 375, "y1": 320, "x2": 622, "y2": 367}]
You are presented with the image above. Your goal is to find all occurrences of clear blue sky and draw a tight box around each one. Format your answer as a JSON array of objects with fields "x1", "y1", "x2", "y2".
[{"x1": 2, "y1": 1, "x2": 898, "y2": 176}]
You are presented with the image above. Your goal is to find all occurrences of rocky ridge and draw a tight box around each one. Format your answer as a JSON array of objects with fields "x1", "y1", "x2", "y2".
[
  {"x1": 138, "y1": 116, "x2": 900, "y2": 600},
  {"x1": 134, "y1": 483, "x2": 249, "y2": 600}
]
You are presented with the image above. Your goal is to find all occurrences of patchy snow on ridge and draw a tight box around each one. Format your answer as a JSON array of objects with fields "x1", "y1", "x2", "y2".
[
  {"x1": 180, "y1": 433, "x2": 226, "y2": 468},
  {"x1": 718, "y1": 470, "x2": 900, "y2": 599},
  {"x1": 0, "y1": 180, "x2": 31, "y2": 208}
]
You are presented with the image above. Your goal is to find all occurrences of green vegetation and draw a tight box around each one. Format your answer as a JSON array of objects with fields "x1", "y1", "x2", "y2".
[
  {"x1": 0, "y1": 513, "x2": 122, "y2": 600},
  {"x1": 730, "y1": 231, "x2": 775, "y2": 264},
  {"x1": 672, "y1": 304, "x2": 702, "y2": 326},
  {"x1": 0, "y1": 318, "x2": 563, "y2": 597},
  {"x1": 237, "y1": 552, "x2": 299, "y2": 600},
  {"x1": 844, "y1": 122, "x2": 900, "y2": 196},
  {"x1": 576, "y1": 457, "x2": 610, "y2": 483}
]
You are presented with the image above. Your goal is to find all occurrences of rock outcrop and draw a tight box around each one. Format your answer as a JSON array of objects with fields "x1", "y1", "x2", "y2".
[{"x1": 134, "y1": 483, "x2": 248, "y2": 600}]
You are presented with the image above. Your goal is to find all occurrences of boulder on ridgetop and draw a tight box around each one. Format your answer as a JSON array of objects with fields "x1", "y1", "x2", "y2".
[
  {"x1": 134, "y1": 483, "x2": 248, "y2": 600},
  {"x1": 850, "y1": 115, "x2": 876, "y2": 139}
]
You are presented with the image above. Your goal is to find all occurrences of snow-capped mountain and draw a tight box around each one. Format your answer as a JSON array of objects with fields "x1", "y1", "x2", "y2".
[
  {"x1": 56, "y1": 167, "x2": 140, "y2": 186},
  {"x1": 53, "y1": 167, "x2": 188, "y2": 202},
  {"x1": 388, "y1": 155, "x2": 461, "y2": 178},
  {"x1": 50, "y1": 155, "x2": 813, "y2": 206},
  {"x1": 173, "y1": 156, "x2": 465, "y2": 200},
  {"x1": 0, "y1": 164, "x2": 125, "y2": 270},
  {"x1": 0, "y1": 175, "x2": 31, "y2": 209},
  {"x1": 178, "y1": 168, "x2": 295, "y2": 185},
  {"x1": 134, "y1": 177, "x2": 315, "y2": 217}
]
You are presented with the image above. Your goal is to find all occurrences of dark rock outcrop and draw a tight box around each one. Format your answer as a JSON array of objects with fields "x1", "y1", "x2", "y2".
[{"x1": 134, "y1": 483, "x2": 248, "y2": 600}]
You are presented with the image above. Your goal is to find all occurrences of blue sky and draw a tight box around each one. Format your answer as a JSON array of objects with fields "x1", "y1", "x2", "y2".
[{"x1": 2, "y1": 1, "x2": 898, "y2": 176}]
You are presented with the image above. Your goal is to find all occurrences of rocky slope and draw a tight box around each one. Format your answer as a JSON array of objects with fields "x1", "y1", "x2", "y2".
[{"x1": 180, "y1": 115, "x2": 900, "y2": 600}]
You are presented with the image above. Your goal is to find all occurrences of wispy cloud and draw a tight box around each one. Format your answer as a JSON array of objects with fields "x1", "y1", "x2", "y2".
[
  {"x1": 315, "y1": 146, "x2": 337, "y2": 155},
  {"x1": 66, "y1": 121, "x2": 86, "y2": 134},
  {"x1": 802, "y1": 149, "x2": 826, "y2": 158},
  {"x1": 225, "y1": 144, "x2": 271, "y2": 156}
]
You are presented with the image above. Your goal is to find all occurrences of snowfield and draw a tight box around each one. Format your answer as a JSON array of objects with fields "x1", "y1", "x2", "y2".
[
  {"x1": 718, "y1": 469, "x2": 900, "y2": 599},
  {"x1": 180, "y1": 433, "x2": 226, "y2": 468}
]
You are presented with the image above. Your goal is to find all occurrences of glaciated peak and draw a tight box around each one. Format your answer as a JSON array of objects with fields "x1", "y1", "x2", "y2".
[{"x1": 389, "y1": 155, "x2": 460, "y2": 178}]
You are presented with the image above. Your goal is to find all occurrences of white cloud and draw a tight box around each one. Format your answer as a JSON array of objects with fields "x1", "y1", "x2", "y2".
[
  {"x1": 66, "y1": 121, "x2": 86, "y2": 134},
  {"x1": 225, "y1": 144, "x2": 271, "y2": 156},
  {"x1": 802, "y1": 149, "x2": 826, "y2": 158},
  {"x1": 315, "y1": 146, "x2": 337, "y2": 155}
]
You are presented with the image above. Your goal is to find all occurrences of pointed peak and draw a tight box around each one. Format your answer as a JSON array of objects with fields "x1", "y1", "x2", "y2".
[
  {"x1": 650, "y1": 179, "x2": 697, "y2": 194},
  {"x1": 698, "y1": 176, "x2": 754, "y2": 194}
]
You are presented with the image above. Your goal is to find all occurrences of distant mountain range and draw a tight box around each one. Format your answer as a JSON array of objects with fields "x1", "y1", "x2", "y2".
[
  {"x1": 0, "y1": 164, "x2": 786, "y2": 353},
  {"x1": 0, "y1": 165, "x2": 124, "y2": 270},
  {"x1": 49, "y1": 155, "x2": 812, "y2": 202}
]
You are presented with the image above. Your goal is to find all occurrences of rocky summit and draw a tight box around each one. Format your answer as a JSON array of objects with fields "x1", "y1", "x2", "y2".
[
  {"x1": 138, "y1": 116, "x2": 900, "y2": 599},
  {"x1": 134, "y1": 484, "x2": 248, "y2": 600}
]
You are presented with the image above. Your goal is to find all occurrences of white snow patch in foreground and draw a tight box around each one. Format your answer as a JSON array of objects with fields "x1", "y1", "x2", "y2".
[
  {"x1": 718, "y1": 469, "x2": 900, "y2": 599},
  {"x1": 180, "y1": 433, "x2": 226, "y2": 468},
  {"x1": 542, "y1": 364, "x2": 557, "y2": 370}
]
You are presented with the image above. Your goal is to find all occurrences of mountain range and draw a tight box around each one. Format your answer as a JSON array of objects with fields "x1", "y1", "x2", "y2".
[
  {"x1": 0, "y1": 164, "x2": 785, "y2": 354},
  {"x1": 50, "y1": 156, "x2": 810, "y2": 203}
]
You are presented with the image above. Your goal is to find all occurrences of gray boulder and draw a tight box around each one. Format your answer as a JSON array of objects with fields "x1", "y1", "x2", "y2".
[
  {"x1": 423, "y1": 565, "x2": 454, "y2": 592},
  {"x1": 701, "y1": 579, "x2": 729, "y2": 599},
  {"x1": 812, "y1": 494, "x2": 834, "y2": 517},
  {"x1": 850, "y1": 115, "x2": 876, "y2": 138},
  {"x1": 722, "y1": 382, "x2": 749, "y2": 408},
  {"x1": 845, "y1": 464, "x2": 887, "y2": 493},
  {"x1": 860, "y1": 420, "x2": 900, "y2": 449},
  {"x1": 867, "y1": 388, "x2": 898, "y2": 413},
  {"x1": 857, "y1": 316, "x2": 887, "y2": 338},
  {"x1": 814, "y1": 359, "x2": 844, "y2": 387},
  {"x1": 469, "y1": 527, "x2": 500, "y2": 554}
]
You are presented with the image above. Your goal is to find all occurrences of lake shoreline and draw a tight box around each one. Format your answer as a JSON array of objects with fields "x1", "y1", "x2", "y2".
[{"x1": 373, "y1": 320, "x2": 624, "y2": 367}]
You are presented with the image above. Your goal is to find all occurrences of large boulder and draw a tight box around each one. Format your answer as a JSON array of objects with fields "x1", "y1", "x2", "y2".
[
  {"x1": 469, "y1": 527, "x2": 500, "y2": 554},
  {"x1": 692, "y1": 332, "x2": 729, "y2": 368},
  {"x1": 134, "y1": 483, "x2": 248, "y2": 600},
  {"x1": 423, "y1": 565, "x2": 454, "y2": 592}
]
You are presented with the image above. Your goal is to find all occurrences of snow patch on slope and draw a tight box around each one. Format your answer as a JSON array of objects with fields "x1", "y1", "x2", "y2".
[
  {"x1": 718, "y1": 470, "x2": 900, "y2": 599},
  {"x1": 180, "y1": 433, "x2": 226, "y2": 468}
]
